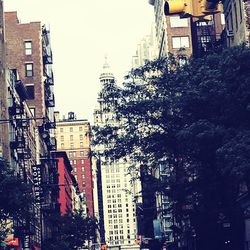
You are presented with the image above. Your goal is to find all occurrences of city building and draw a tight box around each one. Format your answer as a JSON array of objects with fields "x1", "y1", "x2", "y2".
[
  {"x1": 132, "y1": 24, "x2": 158, "y2": 68},
  {"x1": 53, "y1": 151, "x2": 74, "y2": 215},
  {"x1": 149, "y1": 0, "x2": 193, "y2": 57},
  {"x1": 6, "y1": 68, "x2": 42, "y2": 249},
  {"x1": 4, "y1": 11, "x2": 58, "y2": 249},
  {"x1": 93, "y1": 58, "x2": 138, "y2": 249},
  {"x1": 0, "y1": 0, "x2": 8, "y2": 160},
  {"x1": 221, "y1": 0, "x2": 250, "y2": 47},
  {"x1": 55, "y1": 111, "x2": 94, "y2": 217},
  {"x1": 149, "y1": 0, "x2": 224, "y2": 58}
]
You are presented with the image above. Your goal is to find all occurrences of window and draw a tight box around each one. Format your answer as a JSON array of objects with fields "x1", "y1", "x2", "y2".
[
  {"x1": 80, "y1": 134, "x2": 83, "y2": 140},
  {"x1": 70, "y1": 135, "x2": 74, "y2": 141},
  {"x1": 170, "y1": 15, "x2": 188, "y2": 27},
  {"x1": 80, "y1": 151, "x2": 84, "y2": 157},
  {"x1": 60, "y1": 128, "x2": 63, "y2": 132},
  {"x1": 61, "y1": 143, "x2": 64, "y2": 149},
  {"x1": 25, "y1": 63, "x2": 33, "y2": 77},
  {"x1": 70, "y1": 143, "x2": 74, "y2": 149},
  {"x1": 24, "y1": 41, "x2": 32, "y2": 55},
  {"x1": 172, "y1": 36, "x2": 189, "y2": 49},
  {"x1": 60, "y1": 136, "x2": 64, "y2": 141},
  {"x1": 70, "y1": 127, "x2": 73, "y2": 132},
  {"x1": 79, "y1": 126, "x2": 83, "y2": 131},
  {"x1": 73, "y1": 160, "x2": 77, "y2": 165},
  {"x1": 80, "y1": 142, "x2": 83, "y2": 148},
  {"x1": 26, "y1": 85, "x2": 35, "y2": 99}
]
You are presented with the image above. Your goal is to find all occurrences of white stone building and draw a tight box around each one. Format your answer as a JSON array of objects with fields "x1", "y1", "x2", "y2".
[{"x1": 92, "y1": 58, "x2": 138, "y2": 248}]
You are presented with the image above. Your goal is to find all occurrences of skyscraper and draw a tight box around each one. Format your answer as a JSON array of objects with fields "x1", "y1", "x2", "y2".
[{"x1": 93, "y1": 58, "x2": 138, "y2": 248}]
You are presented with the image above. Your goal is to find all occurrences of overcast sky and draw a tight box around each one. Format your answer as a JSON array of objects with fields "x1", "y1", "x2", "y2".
[{"x1": 4, "y1": 0, "x2": 154, "y2": 123}]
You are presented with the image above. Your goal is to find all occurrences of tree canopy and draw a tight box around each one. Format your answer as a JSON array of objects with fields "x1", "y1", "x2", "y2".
[
  {"x1": 93, "y1": 45, "x2": 250, "y2": 250},
  {"x1": 0, "y1": 157, "x2": 33, "y2": 244},
  {"x1": 43, "y1": 211, "x2": 97, "y2": 250}
]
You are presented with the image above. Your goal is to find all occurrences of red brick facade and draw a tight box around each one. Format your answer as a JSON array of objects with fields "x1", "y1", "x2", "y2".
[
  {"x1": 5, "y1": 12, "x2": 45, "y2": 125},
  {"x1": 56, "y1": 151, "x2": 73, "y2": 215}
]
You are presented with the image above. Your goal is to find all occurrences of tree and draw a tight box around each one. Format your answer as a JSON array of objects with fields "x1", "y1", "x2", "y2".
[
  {"x1": 93, "y1": 45, "x2": 250, "y2": 250},
  {"x1": 43, "y1": 210, "x2": 98, "y2": 250},
  {"x1": 0, "y1": 157, "x2": 32, "y2": 244}
]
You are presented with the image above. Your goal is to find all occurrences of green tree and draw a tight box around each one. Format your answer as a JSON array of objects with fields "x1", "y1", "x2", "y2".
[
  {"x1": 43, "y1": 210, "x2": 97, "y2": 250},
  {"x1": 0, "y1": 157, "x2": 32, "y2": 244},
  {"x1": 93, "y1": 45, "x2": 250, "y2": 250}
]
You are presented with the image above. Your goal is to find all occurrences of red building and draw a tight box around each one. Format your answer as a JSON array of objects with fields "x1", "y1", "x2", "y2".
[
  {"x1": 55, "y1": 112, "x2": 94, "y2": 217},
  {"x1": 55, "y1": 151, "x2": 74, "y2": 215}
]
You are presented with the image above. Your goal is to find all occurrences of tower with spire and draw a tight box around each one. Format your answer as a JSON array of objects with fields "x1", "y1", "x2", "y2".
[
  {"x1": 92, "y1": 57, "x2": 139, "y2": 248},
  {"x1": 94, "y1": 56, "x2": 116, "y2": 126}
]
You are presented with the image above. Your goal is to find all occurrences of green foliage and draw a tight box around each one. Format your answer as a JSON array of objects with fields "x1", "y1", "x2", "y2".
[
  {"x1": 43, "y1": 211, "x2": 97, "y2": 250},
  {"x1": 93, "y1": 45, "x2": 250, "y2": 249},
  {"x1": 0, "y1": 157, "x2": 33, "y2": 243}
]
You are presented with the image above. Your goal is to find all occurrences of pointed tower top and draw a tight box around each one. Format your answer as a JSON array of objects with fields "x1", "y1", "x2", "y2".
[{"x1": 100, "y1": 55, "x2": 115, "y2": 81}]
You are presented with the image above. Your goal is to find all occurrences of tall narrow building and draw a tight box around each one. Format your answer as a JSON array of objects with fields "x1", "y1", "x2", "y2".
[
  {"x1": 55, "y1": 111, "x2": 94, "y2": 217},
  {"x1": 4, "y1": 11, "x2": 58, "y2": 248},
  {"x1": 93, "y1": 58, "x2": 138, "y2": 248}
]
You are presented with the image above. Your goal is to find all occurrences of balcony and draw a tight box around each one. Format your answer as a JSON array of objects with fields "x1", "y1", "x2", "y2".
[
  {"x1": 16, "y1": 118, "x2": 29, "y2": 128},
  {"x1": 47, "y1": 137, "x2": 57, "y2": 151},
  {"x1": 43, "y1": 50, "x2": 53, "y2": 65},
  {"x1": 42, "y1": 25, "x2": 53, "y2": 65},
  {"x1": 8, "y1": 104, "x2": 24, "y2": 116},
  {"x1": 44, "y1": 120, "x2": 56, "y2": 130},
  {"x1": 17, "y1": 148, "x2": 32, "y2": 160},
  {"x1": 14, "y1": 80, "x2": 28, "y2": 101},
  {"x1": 44, "y1": 73, "x2": 54, "y2": 86},
  {"x1": 10, "y1": 135, "x2": 25, "y2": 149},
  {"x1": 45, "y1": 93, "x2": 55, "y2": 107}
]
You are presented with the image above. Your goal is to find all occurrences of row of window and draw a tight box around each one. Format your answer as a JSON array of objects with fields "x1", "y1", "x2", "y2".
[
  {"x1": 69, "y1": 151, "x2": 88, "y2": 158},
  {"x1": 172, "y1": 36, "x2": 190, "y2": 49},
  {"x1": 70, "y1": 159, "x2": 85, "y2": 165},
  {"x1": 59, "y1": 126, "x2": 88, "y2": 132},
  {"x1": 60, "y1": 142, "x2": 86, "y2": 149},
  {"x1": 60, "y1": 134, "x2": 86, "y2": 141}
]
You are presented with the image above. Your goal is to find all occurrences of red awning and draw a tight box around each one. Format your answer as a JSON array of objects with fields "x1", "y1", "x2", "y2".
[{"x1": 33, "y1": 246, "x2": 41, "y2": 250}]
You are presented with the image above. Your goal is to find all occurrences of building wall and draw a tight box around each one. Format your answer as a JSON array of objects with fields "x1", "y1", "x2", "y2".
[
  {"x1": 56, "y1": 152, "x2": 73, "y2": 215},
  {"x1": 93, "y1": 59, "x2": 138, "y2": 247},
  {"x1": 55, "y1": 112, "x2": 94, "y2": 217},
  {"x1": 222, "y1": 0, "x2": 250, "y2": 46},
  {"x1": 149, "y1": 0, "x2": 193, "y2": 57},
  {"x1": 132, "y1": 24, "x2": 158, "y2": 68},
  {"x1": 165, "y1": 15, "x2": 193, "y2": 56},
  {"x1": 0, "y1": 0, "x2": 8, "y2": 159},
  {"x1": 4, "y1": 12, "x2": 45, "y2": 124}
]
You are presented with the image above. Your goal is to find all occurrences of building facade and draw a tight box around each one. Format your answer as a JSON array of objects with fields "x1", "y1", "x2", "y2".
[
  {"x1": 222, "y1": 0, "x2": 250, "y2": 47},
  {"x1": 55, "y1": 111, "x2": 94, "y2": 217},
  {"x1": 132, "y1": 24, "x2": 158, "y2": 68},
  {"x1": 4, "y1": 11, "x2": 58, "y2": 249},
  {"x1": 149, "y1": 0, "x2": 193, "y2": 57},
  {"x1": 93, "y1": 59, "x2": 138, "y2": 248},
  {"x1": 54, "y1": 151, "x2": 74, "y2": 215}
]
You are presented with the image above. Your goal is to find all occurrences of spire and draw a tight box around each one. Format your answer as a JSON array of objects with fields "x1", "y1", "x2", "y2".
[
  {"x1": 103, "y1": 54, "x2": 109, "y2": 70},
  {"x1": 99, "y1": 55, "x2": 114, "y2": 81}
]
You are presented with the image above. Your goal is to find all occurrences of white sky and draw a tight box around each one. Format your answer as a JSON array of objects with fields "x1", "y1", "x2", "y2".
[{"x1": 4, "y1": 0, "x2": 154, "y2": 123}]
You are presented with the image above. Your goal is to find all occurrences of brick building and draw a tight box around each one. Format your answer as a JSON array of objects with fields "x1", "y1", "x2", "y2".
[
  {"x1": 4, "y1": 11, "x2": 58, "y2": 249},
  {"x1": 54, "y1": 151, "x2": 74, "y2": 215},
  {"x1": 55, "y1": 111, "x2": 94, "y2": 217}
]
